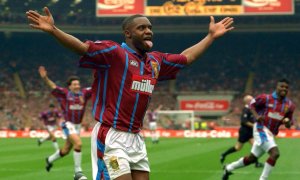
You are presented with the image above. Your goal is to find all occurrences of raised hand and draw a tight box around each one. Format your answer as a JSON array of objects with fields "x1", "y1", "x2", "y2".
[
  {"x1": 209, "y1": 16, "x2": 234, "y2": 39},
  {"x1": 39, "y1": 66, "x2": 47, "y2": 78},
  {"x1": 26, "y1": 7, "x2": 54, "y2": 33}
]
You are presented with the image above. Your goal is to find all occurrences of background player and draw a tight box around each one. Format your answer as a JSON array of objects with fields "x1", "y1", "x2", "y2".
[
  {"x1": 38, "y1": 103, "x2": 62, "y2": 152},
  {"x1": 38, "y1": 66, "x2": 92, "y2": 180},
  {"x1": 223, "y1": 79, "x2": 295, "y2": 180},
  {"x1": 147, "y1": 104, "x2": 163, "y2": 144},
  {"x1": 27, "y1": 7, "x2": 234, "y2": 180},
  {"x1": 220, "y1": 95, "x2": 263, "y2": 167}
]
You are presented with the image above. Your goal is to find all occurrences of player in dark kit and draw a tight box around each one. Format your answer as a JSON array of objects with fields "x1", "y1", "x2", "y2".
[
  {"x1": 27, "y1": 7, "x2": 234, "y2": 180},
  {"x1": 220, "y1": 95, "x2": 263, "y2": 168},
  {"x1": 38, "y1": 103, "x2": 62, "y2": 152},
  {"x1": 38, "y1": 66, "x2": 92, "y2": 180},
  {"x1": 222, "y1": 79, "x2": 295, "y2": 180}
]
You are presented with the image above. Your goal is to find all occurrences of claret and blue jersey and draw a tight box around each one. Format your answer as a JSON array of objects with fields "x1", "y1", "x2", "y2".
[
  {"x1": 79, "y1": 40, "x2": 187, "y2": 133},
  {"x1": 250, "y1": 92, "x2": 295, "y2": 135}
]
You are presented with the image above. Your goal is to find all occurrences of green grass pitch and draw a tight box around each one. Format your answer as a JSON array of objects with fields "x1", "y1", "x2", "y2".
[{"x1": 1, "y1": 138, "x2": 299, "y2": 179}]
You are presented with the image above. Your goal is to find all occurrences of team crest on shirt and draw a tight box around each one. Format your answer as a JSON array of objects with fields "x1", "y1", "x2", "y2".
[
  {"x1": 150, "y1": 61, "x2": 159, "y2": 79},
  {"x1": 267, "y1": 104, "x2": 274, "y2": 108},
  {"x1": 131, "y1": 74, "x2": 157, "y2": 95},
  {"x1": 284, "y1": 105, "x2": 289, "y2": 114},
  {"x1": 130, "y1": 60, "x2": 139, "y2": 67}
]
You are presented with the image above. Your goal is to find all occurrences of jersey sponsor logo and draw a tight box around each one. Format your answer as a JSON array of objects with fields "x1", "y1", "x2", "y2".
[
  {"x1": 268, "y1": 104, "x2": 274, "y2": 108},
  {"x1": 131, "y1": 74, "x2": 156, "y2": 95},
  {"x1": 69, "y1": 104, "x2": 84, "y2": 110},
  {"x1": 130, "y1": 60, "x2": 138, "y2": 67},
  {"x1": 267, "y1": 111, "x2": 284, "y2": 120}
]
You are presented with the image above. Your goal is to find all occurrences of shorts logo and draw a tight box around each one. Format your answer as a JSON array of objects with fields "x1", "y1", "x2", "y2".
[
  {"x1": 131, "y1": 74, "x2": 156, "y2": 95},
  {"x1": 130, "y1": 60, "x2": 138, "y2": 67},
  {"x1": 109, "y1": 156, "x2": 120, "y2": 171}
]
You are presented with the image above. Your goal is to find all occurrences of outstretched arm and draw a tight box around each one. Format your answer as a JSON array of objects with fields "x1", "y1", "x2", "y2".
[
  {"x1": 39, "y1": 66, "x2": 56, "y2": 89},
  {"x1": 26, "y1": 7, "x2": 88, "y2": 55},
  {"x1": 181, "y1": 16, "x2": 234, "y2": 65}
]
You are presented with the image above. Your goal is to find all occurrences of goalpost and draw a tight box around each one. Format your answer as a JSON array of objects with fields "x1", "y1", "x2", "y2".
[{"x1": 156, "y1": 110, "x2": 195, "y2": 130}]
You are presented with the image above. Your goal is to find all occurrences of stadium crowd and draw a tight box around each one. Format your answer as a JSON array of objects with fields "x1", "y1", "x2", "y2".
[
  {"x1": 1, "y1": 1, "x2": 300, "y2": 130},
  {"x1": 1, "y1": 31, "x2": 300, "y2": 130}
]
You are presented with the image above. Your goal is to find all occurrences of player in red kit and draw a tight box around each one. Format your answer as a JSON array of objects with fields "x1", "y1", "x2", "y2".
[
  {"x1": 27, "y1": 7, "x2": 234, "y2": 180},
  {"x1": 38, "y1": 103, "x2": 62, "y2": 151},
  {"x1": 38, "y1": 66, "x2": 91, "y2": 180},
  {"x1": 223, "y1": 79, "x2": 295, "y2": 180}
]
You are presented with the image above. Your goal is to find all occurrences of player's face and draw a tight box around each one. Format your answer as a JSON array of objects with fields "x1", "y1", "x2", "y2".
[
  {"x1": 276, "y1": 82, "x2": 289, "y2": 98},
  {"x1": 127, "y1": 17, "x2": 153, "y2": 54},
  {"x1": 69, "y1": 80, "x2": 81, "y2": 93}
]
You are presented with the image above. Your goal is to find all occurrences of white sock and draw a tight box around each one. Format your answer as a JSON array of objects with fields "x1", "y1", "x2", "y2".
[
  {"x1": 226, "y1": 157, "x2": 245, "y2": 171},
  {"x1": 74, "y1": 151, "x2": 82, "y2": 172},
  {"x1": 48, "y1": 150, "x2": 61, "y2": 163},
  {"x1": 259, "y1": 162, "x2": 274, "y2": 180},
  {"x1": 40, "y1": 137, "x2": 48, "y2": 143},
  {"x1": 52, "y1": 141, "x2": 59, "y2": 151}
]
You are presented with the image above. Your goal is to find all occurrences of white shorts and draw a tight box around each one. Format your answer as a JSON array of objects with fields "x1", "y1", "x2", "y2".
[
  {"x1": 251, "y1": 123, "x2": 277, "y2": 158},
  {"x1": 46, "y1": 125, "x2": 57, "y2": 132},
  {"x1": 149, "y1": 122, "x2": 157, "y2": 131},
  {"x1": 62, "y1": 121, "x2": 81, "y2": 137},
  {"x1": 91, "y1": 122, "x2": 150, "y2": 180}
]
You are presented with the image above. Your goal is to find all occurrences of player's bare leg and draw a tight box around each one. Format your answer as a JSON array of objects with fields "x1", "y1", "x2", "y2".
[
  {"x1": 69, "y1": 134, "x2": 87, "y2": 180},
  {"x1": 132, "y1": 170, "x2": 149, "y2": 180},
  {"x1": 49, "y1": 131, "x2": 59, "y2": 151},
  {"x1": 113, "y1": 170, "x2": 149, "y2": 180},
  {"x1": 259, "y1": 147, "x2": 280, "y2": 180},
  {"x1": 46, "y1": 139, "x2": 72, "y2": 172},
  {"x1": 223, "y1": 153, "x2": 257, "y2": 179}
]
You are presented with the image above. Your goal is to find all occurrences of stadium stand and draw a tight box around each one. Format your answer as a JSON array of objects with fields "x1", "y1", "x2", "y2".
[{"x1": 1, "y1": 0, "x2": 300, "y2": 130}]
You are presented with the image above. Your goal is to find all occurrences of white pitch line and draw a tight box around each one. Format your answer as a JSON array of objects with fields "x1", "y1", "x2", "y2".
[{"x1": 150, "y1": 170, "x2": 300, "y2": 175}]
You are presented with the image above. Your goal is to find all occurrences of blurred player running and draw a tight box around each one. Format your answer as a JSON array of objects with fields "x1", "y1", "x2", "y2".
[
  {"x1": 147, "y1": 104, "x2": 163, "y2": 144},
  {"x1": 223, "y1": 79, "x2": 295, "y2": 180},
  {"x1": 38, "y1": 103, "x2": 62, "y2": 151},
  {"x1": 39, "y1": 66, "x2": 92, "y2": 180}
]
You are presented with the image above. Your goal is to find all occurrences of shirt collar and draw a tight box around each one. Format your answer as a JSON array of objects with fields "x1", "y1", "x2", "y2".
[
  {"x1": 272, "y1": 91, "x2": 286, "y2": 101},
  {"x1": 121, "y1": 42, "x2": 147, "y2": 60}
]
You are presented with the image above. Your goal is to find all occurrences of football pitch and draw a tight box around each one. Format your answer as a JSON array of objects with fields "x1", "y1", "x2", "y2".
[{"x1": 1, "y1": 138, "x2": 299, "y2": 180}]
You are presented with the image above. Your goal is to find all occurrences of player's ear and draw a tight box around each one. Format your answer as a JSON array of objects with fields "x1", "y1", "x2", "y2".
[{"x1": 124, "y1": 30, "x2": 131, "y2": 38}]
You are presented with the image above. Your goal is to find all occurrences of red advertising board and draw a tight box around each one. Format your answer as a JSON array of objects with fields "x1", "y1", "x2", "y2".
[
  {"x1": 1, "y1": 129, "x2": 300, "y2": 138},
  {"x1": 96, "y1": 0, "x2": 145, "y2": 17},
  {"x1": 180, "y1": 100, "x2": 230, "y2": 111},
  {"x1": 243, "y1": 0, "x2": 294, "y2": 14}
]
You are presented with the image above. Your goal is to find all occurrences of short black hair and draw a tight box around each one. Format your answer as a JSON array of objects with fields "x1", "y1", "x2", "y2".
[
  {"x1": 277, "y1": 78, "x2": 290, "y2": 85},
  {"x1": 49, "y1": 103, "x2": 55, "y2": 108},
  {"x1": 66, "y1": 75, "x2": 80, "y2": 86},
  {"x1": 122, "y1": 14, "x2": 145, "y2": 30}
]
